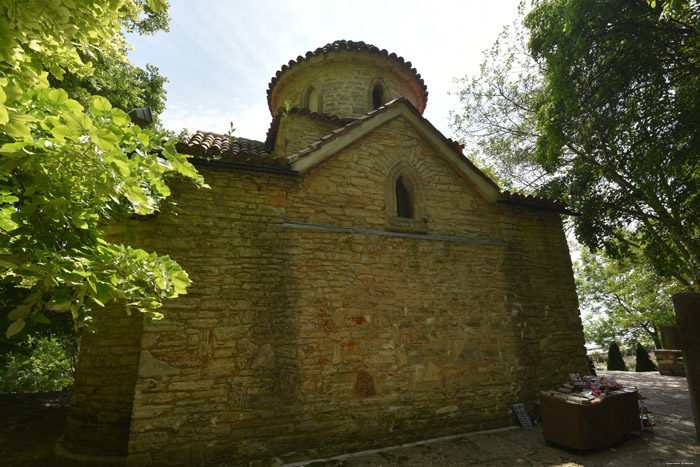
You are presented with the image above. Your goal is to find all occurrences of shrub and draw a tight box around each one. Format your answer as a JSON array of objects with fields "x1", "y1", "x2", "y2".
[
  {"x1": 607, "y1": 342, "x2": 627, "y2": 371},
  {"x1": 635, "y1": 343, "x2": 658, "y2": 372}
]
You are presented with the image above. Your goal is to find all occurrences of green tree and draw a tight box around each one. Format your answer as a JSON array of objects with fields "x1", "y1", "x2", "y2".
[
  {"x1": 450, "y1": 3, "x2": 548, "y2": 190},
  {"x1": 49, "y1": 58, "x2": 168, "y2": 123},
  {"x1": 0, "y1": 0, "x2": 205, "y2": 339},
  {"x1": 635, "y1": 343, "x2": 657, "y2": 372},
  {"x1": 451, "y1": 0, "x2": 700, "y2": 291},
  {"x1": 607, "y1": 341, "x2": 627, "y2": 371},
  {"x1": 0, "y1": 335, "x2": 74, "y2": 393},
  {"x1": 45, "y1": 1, "x2": 171, "y2": 123},
  {"x1": 576, "y1": 247, "x2": 681, "y2": 349}
]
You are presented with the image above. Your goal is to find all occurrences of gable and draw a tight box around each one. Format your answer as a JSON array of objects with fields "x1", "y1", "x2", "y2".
[
  {"x1": 285, "y1": 114, "x2": 503, "y2": 241},
  {"x1": 288, "y1": 98, "x2": 501, "y2": 203}
]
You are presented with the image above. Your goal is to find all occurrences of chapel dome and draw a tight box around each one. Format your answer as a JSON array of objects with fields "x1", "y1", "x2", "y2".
[{"x1": 267, "y1": 40, "x2": 428, "y2": 119}]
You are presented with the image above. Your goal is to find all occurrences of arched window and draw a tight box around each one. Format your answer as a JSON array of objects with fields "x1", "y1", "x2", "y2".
[
  {"x1": 395, "y1": 176, "x2": 412, "y2": 218},
  {"x1": 301, "y1": 81, "x2": 322, "y2": 113},
  {"x1": 306, "y1": 87, "x2": 319, "y2": 112},
  {"x1": 367, "y1": 79, "x2": 389, "y2": 112},
  {"x1": 372, "y1": 84, "x2": 385, "y2": 110},
  {"x1": 386, "y1": 160, "x2": 426, "y2": 233}
]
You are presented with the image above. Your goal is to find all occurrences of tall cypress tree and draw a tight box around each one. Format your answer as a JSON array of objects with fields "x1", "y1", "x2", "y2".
[
  {"x1": 607, "y1": 342, "x2": 627, "y2": 371},
  {"x1": 635, "y1": 343, "x2": 658, "y2": 372}
]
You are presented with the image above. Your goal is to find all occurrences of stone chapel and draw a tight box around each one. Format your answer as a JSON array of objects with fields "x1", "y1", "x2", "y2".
[{"x1": 63, "y1": 40, "x2": 589, "y2": 465}]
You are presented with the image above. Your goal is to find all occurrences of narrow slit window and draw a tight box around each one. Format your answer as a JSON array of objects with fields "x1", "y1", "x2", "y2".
[
  {"x1": 306, "y1": 86, "x2": 319, "y2": 112},
  {"x1": 372, "y1": 85, "x2": 384, "y2": 110},
  {"x1": 396, "y1": 176, "x2": 412, "y2": 218}
]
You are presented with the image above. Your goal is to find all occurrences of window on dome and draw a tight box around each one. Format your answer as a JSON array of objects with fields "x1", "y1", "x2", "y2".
[
  {"x1": 306, "y1": 87, "x2": 319, "y2": 112},
  {"x1": 301, "y1": 82, "x2": 322, "y2": 113},
  {"x1": 372, "y1": 84, "x2": 385, "y2": 110}
]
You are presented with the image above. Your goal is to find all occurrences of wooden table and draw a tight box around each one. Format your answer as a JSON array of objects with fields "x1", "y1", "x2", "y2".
[{"x1": 540, "y1": 390, "x2": 641, "y2": 450}]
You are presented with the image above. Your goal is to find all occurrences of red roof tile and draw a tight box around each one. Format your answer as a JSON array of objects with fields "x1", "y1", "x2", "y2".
[{"x1": 176, "y1": 132, "x2": 288, "y2": 167}]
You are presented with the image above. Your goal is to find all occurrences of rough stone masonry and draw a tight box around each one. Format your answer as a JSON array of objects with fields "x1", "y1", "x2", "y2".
[{"x1": 63, "y1": 40, "x2": 589, "y2": 465}]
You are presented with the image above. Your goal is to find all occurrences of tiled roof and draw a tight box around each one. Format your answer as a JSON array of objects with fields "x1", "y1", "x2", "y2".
[
  {"x1": 499, "y1": 191, "x2": 577, "y2": 215},
  {"x1": 175, "y1": 132, "x2": 287, "y2": 167},
  {"x1": 176, "y1": 112, "x2": 574, "y2": 214},
  {"x1": 267, "y1": 40, "x2": 429, "y2": 113}
]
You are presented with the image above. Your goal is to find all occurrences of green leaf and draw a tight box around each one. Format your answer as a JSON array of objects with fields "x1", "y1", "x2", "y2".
[
  {"x1": 96, "y1": 281, "x2": 111, "y2": 305},
  {"x1": 147, "y1": 0, "x2": 169, "y2": 13},
  {"x1": 111, "y1": 108, "x2": 130, "y2": 126},
  {"x1": 64, "y1": 99, "x2": 84, "y2": 112},
  {"x1": 111, "y1": 158, "x2": 130, "y2": 177},
  {"x1": 2, "y1": 86, "x2": 23, "y2": 104},
  {"x1": 125, "y1": 185, "x2": 149, "y2": 206},
  {"x1": 8, "y1": 305, "x2": 31, "y2": 321},
  {"x1": 31, "y1": 312, "x2": 51, "y2": 324},
  {"x1": 47, "y1": 88, "x2": 69, "y2": 106},
  {"x1": 136, "y1": 130, "x2": 151, "y2": 147},
  {"x1": 94, "y1": 128, "x2": 119, "y2": 151},
  {"x1": 71, "y1": 216, "x2": 89, "y2": 229},
  {"x1": 90, "y1": 95, "x2": 112, "y2": 114},
  {"x1": 6, "y1": 319, "x2": 25, "y2": 338},
  {"x1": 0, "y1": 111, "x2": 34, "y2": 138},
  {"x1": 63, "y1": 111, "x2": 93, "y2": 132},
  {"x1": 50, "y1": 124, "x2": 73, "y2": 142},
  {"x1": 49, "y1": 301, "x2": 72, "y2": 312}
]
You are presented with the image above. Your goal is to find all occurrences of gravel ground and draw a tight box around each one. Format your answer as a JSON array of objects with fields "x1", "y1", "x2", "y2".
[{"x1": 0, "y1": 371, "x2": 697, "y2": 466}]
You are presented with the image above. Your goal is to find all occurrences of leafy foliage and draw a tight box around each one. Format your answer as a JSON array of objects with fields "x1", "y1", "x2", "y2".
[
  {"x1": 607, "y1": 342, "x2": 627, "y2": 371},
  {"x1": 635, "y1": 343, "x2": 657, "y2": 372},
  {"x1": 451, "y1": 0, "x2": 700, "y2": 291},
  {"x1": 1, "y1": 0, "x2": 205, "y2": 339},
  {"x1": 0, "y1": 335, "x2": 74, "y2": 393},
  {"x1": 576, "y1": 247, "x2": 682, "y2": 348},
  {"x1": 450, "y1": 3, "x2": 548, "y2": 190},
  {"x1": 49, "y1": 57, "x2": 168, "y2": 122}
]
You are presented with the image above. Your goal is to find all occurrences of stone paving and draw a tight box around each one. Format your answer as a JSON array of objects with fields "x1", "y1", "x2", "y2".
[
  {"x1": 1, "y1": 371, "x2": 697, "y2": 466},
  {"x1": 284, "y1": 371, "x2": 699, "y2": 467}
]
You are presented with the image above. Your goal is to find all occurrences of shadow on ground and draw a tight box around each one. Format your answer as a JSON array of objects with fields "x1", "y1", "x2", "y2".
[{"x1": 0, "y1": 371, "x2": 697, "y2": 466}]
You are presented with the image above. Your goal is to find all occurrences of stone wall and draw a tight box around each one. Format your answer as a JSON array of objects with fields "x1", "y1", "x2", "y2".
[
  {"x1": 119, "y1": 117, "x2": 587, "y2": 464},
  {"x1": 274, "y1": 113, "x2": 342, "y2": 157},
  {"x1": 63, "y1": 221, "x2": 156, "y2": 457},
  {"x1": 655, "y1": 349, "x2": 685, "y2": 376},
  {"x1": 63, "y1": 302, "x2": 145, "y2": 456},
  {"x1": 66, "y1": 116, "x2": 588, "y2": 465}
]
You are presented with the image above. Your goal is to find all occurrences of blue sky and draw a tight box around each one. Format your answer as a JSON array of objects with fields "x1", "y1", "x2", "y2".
[{"x1": 126, "y1": 0, "x2": 524, "y2": 142}]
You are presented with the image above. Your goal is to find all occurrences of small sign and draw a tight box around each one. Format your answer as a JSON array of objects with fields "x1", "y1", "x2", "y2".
[{"x1": 513, "y1": 403, "x2": 534, "y2": 429}]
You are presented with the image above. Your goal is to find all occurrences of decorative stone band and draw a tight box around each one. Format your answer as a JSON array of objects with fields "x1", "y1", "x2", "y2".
[{"x1": 282, "y1": 221, "x2": 507, "y2": 246}]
